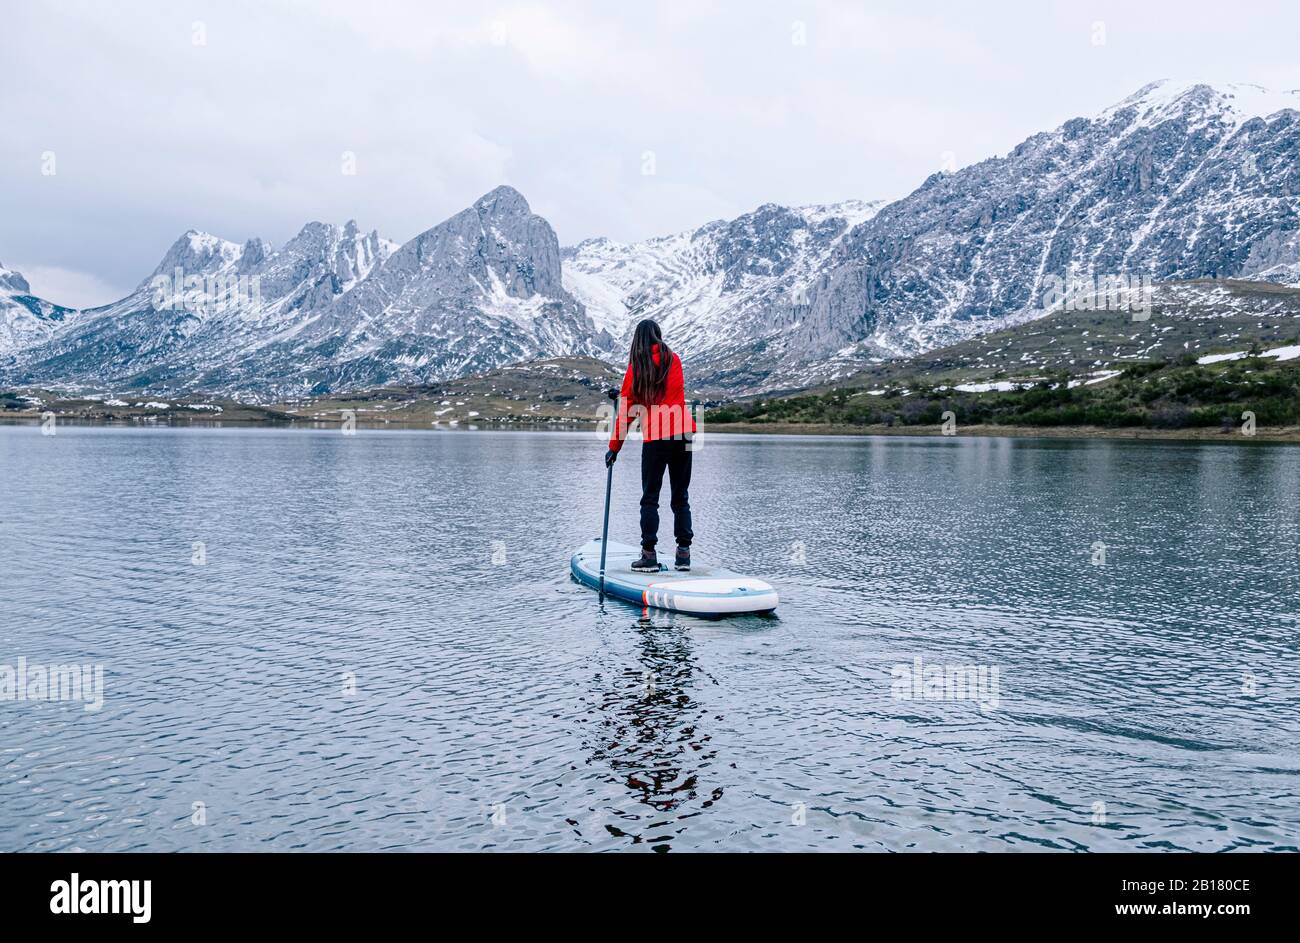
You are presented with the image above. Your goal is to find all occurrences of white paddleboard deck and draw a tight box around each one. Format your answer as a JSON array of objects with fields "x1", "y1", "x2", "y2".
[{"x1": 570, "y1": 539, "x2": 779, "y2": 615}]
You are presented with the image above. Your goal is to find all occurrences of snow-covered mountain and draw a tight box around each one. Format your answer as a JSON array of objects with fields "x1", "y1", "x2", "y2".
[
  {"x1": 562, "y1": 81, "x2": 1300, "y2": 392},
  {"x1": 563, "y1": 200, "x2": 882, "y2": 388},
  {"x1": 4, "y1": 221, "x2": 399, "y2": 393},
  {"x1": 786, "y1": 80, "x2": 1300, "y2": 383},
  {"x1": 0, "y1": 262, "x2": 78, "y2": 357},
  {"x1": 253, "y1": 185, "x2": 609, "y2": 395},
  {"x1": 5, "y1": 187, "x2": 609, "y2": 396},
  {"x1": 6, "y1": 81, "x2": 1300, "y2": 398}
]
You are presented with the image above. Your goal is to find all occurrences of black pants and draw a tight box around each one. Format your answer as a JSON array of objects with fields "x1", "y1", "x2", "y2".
[{"x1": 640, "y1": 439, "x2": 693, "y2": 551}]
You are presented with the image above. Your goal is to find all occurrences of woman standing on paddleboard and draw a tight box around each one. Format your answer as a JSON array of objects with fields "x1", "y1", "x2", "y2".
[{"x1": 605, "y1": 319, "x2": 697, "y2": 573}]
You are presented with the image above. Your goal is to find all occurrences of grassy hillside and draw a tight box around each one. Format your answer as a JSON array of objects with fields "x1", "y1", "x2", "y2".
[
  {"x1": 807, "y1": 279, "x2": 1300, "y2": 390},
  {"x1": 709, "y1": 280, "x2": 1300, "y2": 436},
  {"x1": 708, "y1": 355, "x2": 1300, "y2": 432},
  {"x1": 271, "y1": 356, "x2": 622, "y2": 426}
]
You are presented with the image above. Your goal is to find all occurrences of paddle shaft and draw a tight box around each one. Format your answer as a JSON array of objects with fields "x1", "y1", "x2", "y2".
[
  {"x1": 598, "y1": 388, "x2": 622, "y2": 598},
  {"x1": 598, "y1": 460, "x2": 613, "y2": 595}
]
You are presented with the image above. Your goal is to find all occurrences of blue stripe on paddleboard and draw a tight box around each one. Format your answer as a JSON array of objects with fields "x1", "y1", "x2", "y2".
[{"x1": 569, "y1": 555, "x2": 646, "y2": 606}]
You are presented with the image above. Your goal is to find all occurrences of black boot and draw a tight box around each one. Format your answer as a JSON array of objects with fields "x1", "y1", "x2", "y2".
[
  {"x1": 631, "y1": 548, "x2": 660, "y2": 572},
  {"x1": 674, "y1": 546, "x2": 691, "y2": 571}
]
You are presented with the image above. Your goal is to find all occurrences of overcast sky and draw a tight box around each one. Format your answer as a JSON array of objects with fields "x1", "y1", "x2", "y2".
[{"x1": 3, "y1": 0, "x2": 1299, "y2": 307}]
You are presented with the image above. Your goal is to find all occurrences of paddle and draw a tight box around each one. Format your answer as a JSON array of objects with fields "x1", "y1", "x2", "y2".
[{"x1": 598, "y1": 387, "x2": 619, "y2": 597}]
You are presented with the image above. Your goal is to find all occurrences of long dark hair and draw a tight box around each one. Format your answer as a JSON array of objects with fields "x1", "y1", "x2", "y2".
[{"x1": 629, "y1": 318, "x2": 672, "y2": 404}]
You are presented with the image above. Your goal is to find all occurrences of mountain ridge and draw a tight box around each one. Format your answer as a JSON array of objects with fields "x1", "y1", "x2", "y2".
[{"x1": 5, "y1": 80, "x2": 1300, "y2": 398}]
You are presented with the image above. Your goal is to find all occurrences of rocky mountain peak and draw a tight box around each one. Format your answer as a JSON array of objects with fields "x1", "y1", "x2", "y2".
[
  {"x1": 473, "y1": 184, "x2": 531, "y2": 217},
  {"x1": 1109, "y1": 80, "x2": 1300, "y2": 129},
  {"x1": 144, "y1": 230, "x2": 243, "y2": 286},
  {"x1": 237, "y1": 238, "x2": 271, "y2": 270},
  {"x1": 0, "y1": 262, "x2": 30, "y2": 294}
]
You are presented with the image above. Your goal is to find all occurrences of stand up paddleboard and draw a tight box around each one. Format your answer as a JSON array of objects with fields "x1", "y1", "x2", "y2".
[{"x1": 570, "y1": 538, "x2": 779, "y2": 615}]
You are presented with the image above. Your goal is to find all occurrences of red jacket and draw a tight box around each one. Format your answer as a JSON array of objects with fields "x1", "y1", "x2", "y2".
[{"x1": 609, "y1": 344, "x2": 696, "y2": 453}]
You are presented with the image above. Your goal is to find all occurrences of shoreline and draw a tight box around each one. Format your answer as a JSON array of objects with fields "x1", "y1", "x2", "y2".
[
  {"x1": 4, "y1": 411, "x2": 1299, "y2": 443},
  {"x1": 703, "y1": 421, "x2": 1300, "y2": 443}
]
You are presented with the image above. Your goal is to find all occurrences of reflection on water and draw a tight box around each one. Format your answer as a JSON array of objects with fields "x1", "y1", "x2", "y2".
[
  {"x1": 582, "y1": 610, "x2": 719, "y2": 851},
  {"x1": 1, "y1": 424, "x2": 1298, "y2": 851}
]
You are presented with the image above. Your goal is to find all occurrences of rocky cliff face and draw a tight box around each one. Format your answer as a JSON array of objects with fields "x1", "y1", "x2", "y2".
[
  {"x1": 792, "y1": 82, "x2": 1300, "y2": 373},
  {"x1": 265, "y1": 185, "x2": 607, "y2": 395}
]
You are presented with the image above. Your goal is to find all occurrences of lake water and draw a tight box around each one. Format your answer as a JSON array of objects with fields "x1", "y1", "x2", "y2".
[{"x1": 2, "y1": 423, "x2": 1298, "y2": 852}]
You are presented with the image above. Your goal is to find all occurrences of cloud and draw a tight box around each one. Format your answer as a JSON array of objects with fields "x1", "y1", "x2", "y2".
[
  {"x1": 472, "y1": 4, "x2": 631, "y2": 78},
  {"x1": 2, "y1": 0, "x2": 1299, "y2": 299},
  {"x1": 9, "y1": 263, "x2": 130, "y2": 309}
]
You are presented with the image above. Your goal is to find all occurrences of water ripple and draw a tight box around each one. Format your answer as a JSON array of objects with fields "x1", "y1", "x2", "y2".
[{"x1": 1, "y1": 426, "x2": 1297, "y2": 851}]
